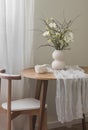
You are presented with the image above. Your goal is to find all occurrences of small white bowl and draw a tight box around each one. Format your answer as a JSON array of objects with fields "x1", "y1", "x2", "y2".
[{"x1": 35, "y1": 64, "x2": 48, "y2": 74}]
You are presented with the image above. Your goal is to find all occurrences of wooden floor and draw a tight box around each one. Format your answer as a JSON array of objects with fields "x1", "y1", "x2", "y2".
[{"x1": 50, "y1": 123, "x2": 88, "y2": 130}]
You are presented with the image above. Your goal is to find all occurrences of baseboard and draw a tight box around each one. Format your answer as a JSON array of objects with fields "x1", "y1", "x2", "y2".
[
  {"x1": 35, "y1": 115, "x2": 88, "y2": 129},
  {"x1": 47, "y1": 116, "x2": 88, "y2": 129}
]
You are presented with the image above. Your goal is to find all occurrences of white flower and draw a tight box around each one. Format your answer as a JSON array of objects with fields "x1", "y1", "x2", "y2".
[
  {"x1": 64, "y1": 32, "x2": 74, "y2": 43},
  {"x1": 49, "y1": 22, "x2": 57, "y2": 28},
  {"x1": 56, "y1": 32, "x2": 60, "y2": 36},
  {"x1": 43, "y1": 31, "x2": 49, "y2": 36}
]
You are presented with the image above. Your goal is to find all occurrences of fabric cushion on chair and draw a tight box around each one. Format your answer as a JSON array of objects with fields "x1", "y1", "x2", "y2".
[
  {"x1": 2, "y1": 98, "x2": 47, "y2": 111},
  {"x1": 2, "y1": 98, "x2": 40, "y2": 111}
]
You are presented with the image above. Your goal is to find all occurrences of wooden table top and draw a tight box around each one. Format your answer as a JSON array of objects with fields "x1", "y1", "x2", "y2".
[
  {"x1": 21, "y1": 66, "x2": 88, "y2": 80},
  {"x1": 21, "y1": 68, "x2": 55, "y2": 80}
]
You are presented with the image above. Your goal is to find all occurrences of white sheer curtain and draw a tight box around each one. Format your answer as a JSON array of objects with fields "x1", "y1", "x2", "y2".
[{"x1": 0, "y1": 0, "x2": 35, "y2": 130}]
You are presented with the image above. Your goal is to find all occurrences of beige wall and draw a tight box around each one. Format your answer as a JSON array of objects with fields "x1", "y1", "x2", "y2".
[
  {"x1": 34, "y1": 0, "x2": 88, "y2": 66},
  {"x1": 33, "y1": 0, "x2": 88, "y2": 128}
]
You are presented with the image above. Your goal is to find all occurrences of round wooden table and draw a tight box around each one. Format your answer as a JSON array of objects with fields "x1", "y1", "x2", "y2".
[{"x1": 21, "y1": 66, "x2": 88, "y2": 130}]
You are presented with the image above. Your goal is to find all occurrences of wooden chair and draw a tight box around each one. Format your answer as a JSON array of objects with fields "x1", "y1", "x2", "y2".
[{"x1": 0, "y1": 70, "x2": 47, "y2": 130}]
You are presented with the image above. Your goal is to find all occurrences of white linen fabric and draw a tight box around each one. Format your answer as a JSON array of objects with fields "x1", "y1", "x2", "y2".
[
  {"x1": 54, "y1": 66, "x2": 88, "y2": 123},
  {"x1": 0, "y1": 0, "x2": 35, "y2": 130}
]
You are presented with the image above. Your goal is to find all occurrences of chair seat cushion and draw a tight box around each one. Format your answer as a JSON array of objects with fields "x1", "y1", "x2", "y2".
[{"x1": 2, "y1": 98, "x2": 43, "y2": 111}]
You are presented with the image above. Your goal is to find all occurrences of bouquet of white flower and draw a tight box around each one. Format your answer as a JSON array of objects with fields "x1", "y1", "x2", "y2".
[{"x1": 41, "y1": 17, "x2": 74, "y2": 50}]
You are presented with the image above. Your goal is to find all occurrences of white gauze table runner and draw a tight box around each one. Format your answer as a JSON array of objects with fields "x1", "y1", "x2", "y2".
[{"x1": 54, "y1": 65, "x2": 88, "y2": 123}]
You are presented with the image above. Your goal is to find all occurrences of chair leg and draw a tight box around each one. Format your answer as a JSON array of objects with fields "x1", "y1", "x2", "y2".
[
  {"x1": 29, "y1": 116, "x2": 37, "y2": 130},
  {"x1": 7, "y1": 116, "x2": 11, "y2": 130},
  {"x1": 42, "y1": 110, "x2": 48, "y2": 130},
  {"x1": 82, "y1": 113, "x2": 86, "y2": 130}
]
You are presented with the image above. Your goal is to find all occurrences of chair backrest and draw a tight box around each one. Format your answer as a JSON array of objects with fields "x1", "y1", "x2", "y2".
[
  {"x1": 0, "y1": 69, "x2": 5, "y2": 73},
  {"x1": 0, "y1": 72, "x2": 21, "y2": 113}
]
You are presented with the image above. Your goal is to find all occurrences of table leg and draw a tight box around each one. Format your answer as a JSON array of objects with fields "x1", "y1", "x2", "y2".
[
  {"x1": 30, "y1": 80, "x2": 42, "y2": 130},
  {"x1": 35, "y1": 80, "x2": 42, "y2": 99},
  {"x1": 38, "y1": 80, "x2": 48, "y2": 130},
  {"x1": 82, "y1": 114, "x2": 86, "y2": 130}
]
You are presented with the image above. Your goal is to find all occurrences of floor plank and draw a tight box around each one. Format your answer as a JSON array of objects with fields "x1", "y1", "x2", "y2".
[{"x1": 50, "y1": 122, "x2": 88, "y2": 130}]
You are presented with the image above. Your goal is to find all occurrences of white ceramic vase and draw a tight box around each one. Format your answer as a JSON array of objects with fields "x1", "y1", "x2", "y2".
[{"x1": 52, "y1": 50, "x2": 65, "y2": 70}]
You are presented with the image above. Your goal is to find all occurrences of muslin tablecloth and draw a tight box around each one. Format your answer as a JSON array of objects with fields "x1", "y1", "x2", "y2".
[{"x1": 54, "y1": 65, "x2": 88, "y2": 123}]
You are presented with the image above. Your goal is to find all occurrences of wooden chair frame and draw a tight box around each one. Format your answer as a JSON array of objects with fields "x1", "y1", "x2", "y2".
[{"x1": 0, "y1": 69, "x2": 47, "y2": 130}]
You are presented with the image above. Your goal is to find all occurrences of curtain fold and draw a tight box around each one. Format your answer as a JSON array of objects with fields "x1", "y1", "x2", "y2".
[{"x1": 0, "y1": 0, "x2": 35, "y2": 129}]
